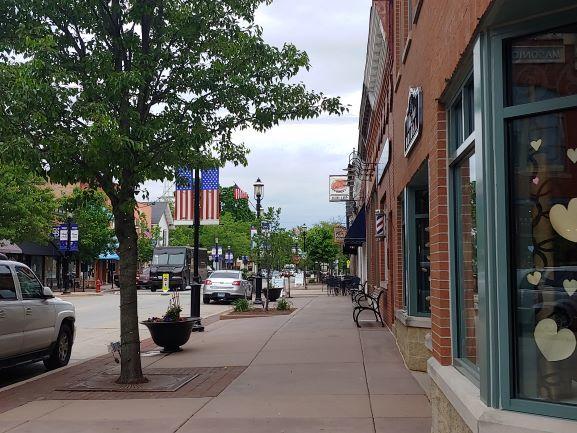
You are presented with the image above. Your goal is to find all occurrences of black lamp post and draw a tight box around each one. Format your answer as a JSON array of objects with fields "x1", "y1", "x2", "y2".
[
  {"x1": 253, "y1": 178, "x2": 264, "y2": 305},
  {"x1": 254, "y1": 177, "x2": 264, "y2": 218}
]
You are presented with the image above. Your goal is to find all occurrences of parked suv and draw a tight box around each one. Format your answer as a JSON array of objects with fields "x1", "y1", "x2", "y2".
[{"x1": 0, "y1": 260, "x2": 76, "y2": 370}]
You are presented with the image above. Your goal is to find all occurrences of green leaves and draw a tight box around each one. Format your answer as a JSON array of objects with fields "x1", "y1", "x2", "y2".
[{"x1": 0, "y1": 163, "x2": 57, "y2": 244}]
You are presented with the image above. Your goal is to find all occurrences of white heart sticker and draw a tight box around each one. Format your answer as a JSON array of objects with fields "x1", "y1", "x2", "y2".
[
  {"x1": 527, "y1": 271, "x2": 541, "y2": 286},
  {"x1": 530, "y1": 139, "x2": 542, "y2": 151},
  {"x1": 563, "y1": 279, "x2": 577, "y2": 297},
  {"x1": 568, "y1": 148, "x2": 577, "y2": 164},
  {"x1": 534, "y1": 318, "x2": 576, "y2": 362},
  {"x1": 550, "y1": 198, "x2": 577, "y2": 243}
]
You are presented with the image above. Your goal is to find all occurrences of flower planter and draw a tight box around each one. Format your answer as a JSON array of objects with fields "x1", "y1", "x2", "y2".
[
  {"x1": 141, "y1": 317, "x2": 196, "y2": 353},
  {"x1": 265, "y1": 288, "x2": 282, "y2": 302}
]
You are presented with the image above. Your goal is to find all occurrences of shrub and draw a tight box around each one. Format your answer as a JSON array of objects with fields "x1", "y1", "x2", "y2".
[
  {"x1": 233, "y1": 298, "x2": 250, "y2": 312},
  {"x1": 276, "y1": 297, "x2": 292, "y2": 311}
]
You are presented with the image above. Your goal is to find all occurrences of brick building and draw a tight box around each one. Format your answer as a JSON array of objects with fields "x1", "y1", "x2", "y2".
[{"x1": 345, "y1": 0, "x2": 577, "y2": 431}]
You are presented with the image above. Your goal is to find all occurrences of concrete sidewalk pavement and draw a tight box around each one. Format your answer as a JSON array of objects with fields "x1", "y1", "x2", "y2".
[{"x1": 0, "y1": 291, "x2": 431, "y2": 433}]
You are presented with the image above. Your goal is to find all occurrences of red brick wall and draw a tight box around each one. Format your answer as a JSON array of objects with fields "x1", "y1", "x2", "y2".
[{"x1": 358, "y1": 0, "x2": 494, "y2": 365}]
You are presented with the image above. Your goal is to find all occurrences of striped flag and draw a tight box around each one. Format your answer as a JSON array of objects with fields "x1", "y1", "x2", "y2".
[
  {"x1": 174, "y1": 168, "x2": 220, "y2": 226},
  {"x1": 233, "y1": 184, "x2": 249, "y2": 200}
]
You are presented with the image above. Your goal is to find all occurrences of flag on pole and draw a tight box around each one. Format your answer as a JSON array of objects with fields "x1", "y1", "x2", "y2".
[
  {"x1": 200, "y1": 168, "x2": 220, "y2": 224},
  {"x1": 174, "y1": 167, "x2": 220, "y2": 226},
  {"x1": 233, "y1": 184, "x2": 249, "y2": 200}
]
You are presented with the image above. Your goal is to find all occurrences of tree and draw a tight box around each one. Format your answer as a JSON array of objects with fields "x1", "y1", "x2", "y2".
[
  {"x1": 303, "y1": 222, "x2": 341, "y2": 273},
  {"x1": 252, "y1": 207, "x2": 293, "y2": 310},
  {"x1": 59, "y1": 188, "x2": 116, "y2": 263},
  {"x1": 0, "y1": 164, "x2": 57, "y2": 244},
  {"x1": 0, "y1": 0, "x2": 345, "y2": 383},
  {"x1": 136, "y1": 213, "x2": 160, "y2": 265},
  {"x1": 220, "y1": 186, "x2": 254, "y2": 222}
]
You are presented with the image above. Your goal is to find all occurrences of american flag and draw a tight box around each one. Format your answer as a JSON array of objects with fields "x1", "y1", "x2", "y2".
[
  {"x1": 174, "y1": 167, "x2": 220, "y2": 225},
  {"x1": 233, "y1": 184, "x2": 249, "y2": 200}
]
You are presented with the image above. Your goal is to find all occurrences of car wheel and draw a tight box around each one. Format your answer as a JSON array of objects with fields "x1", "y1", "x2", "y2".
[
  {"x1": 203, "y1": 296, "x2": 210, "y2": 304},
  {"x1": 44, "y1": 324, "x2": 73, "y2": 370},
  {"x1": 151, "y1": 287, "x2": 157, "y2": 292}
]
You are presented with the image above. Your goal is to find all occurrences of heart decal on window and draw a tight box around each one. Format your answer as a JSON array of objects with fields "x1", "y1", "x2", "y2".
[
  {"x1": 530, "y1": 139, "x2": 542, "y2": 151},
  {"x1": 568, "y1": 148, "x2": 577, "y2": 164},
  {"x1": 526, "y1": 271, "x2": 541, "y2": 286},
  {"x1": 549, "y1": 198, "x2": 577, "y2": 243},
  {"x1": 534, "y1": 318, "x2": 576, "y2": 362},
  {"x1": 563, "y1": 279, "x2": 577, "y2": 297}
]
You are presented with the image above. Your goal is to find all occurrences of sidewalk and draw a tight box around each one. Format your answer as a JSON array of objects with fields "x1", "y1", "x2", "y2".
[{"x1": 0, "y1": 291, "x2": 431, "y2": 433}]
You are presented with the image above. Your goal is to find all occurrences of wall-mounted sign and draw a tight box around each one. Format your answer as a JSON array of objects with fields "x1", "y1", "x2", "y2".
[
  {"x1": 375, "y1": 210, "x2": 385, "y2": 238},
  {"x1": 404, "y1": 87, "x2": 423, "y2": 156},
  {"x1": 334, "y1": 225, "x2": 347, "y2": 244},
  {"x1": 376, "y1": 138, "x2": 391, "y2": 184},
  {"x1": 512, "y1": 46, "x2": 564, "y2": 64},
  {"x1": 329, "y1": 175, "x2": 349, "y2": 202}
]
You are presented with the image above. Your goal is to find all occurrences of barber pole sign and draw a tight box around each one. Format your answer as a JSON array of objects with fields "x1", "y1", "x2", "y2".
[{"x1": 375, "y1": 209, "x2": 385, "y2": 239}]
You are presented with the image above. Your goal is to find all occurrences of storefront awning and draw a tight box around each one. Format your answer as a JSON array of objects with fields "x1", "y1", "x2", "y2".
[
  {"x1": 99, "y1": 253, "x2": 120, "y2": 261},
  {"x1": 344, "y1": 207, "x2": 366, "y2": 247},
  {"x1": 19, "y1": 241, "x2": 62, "y2": 256}
]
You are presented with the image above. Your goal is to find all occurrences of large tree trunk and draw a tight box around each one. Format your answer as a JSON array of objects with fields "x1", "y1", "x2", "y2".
[{"x1": 112, "y1": 199, "x2": 147, "y2": 384}]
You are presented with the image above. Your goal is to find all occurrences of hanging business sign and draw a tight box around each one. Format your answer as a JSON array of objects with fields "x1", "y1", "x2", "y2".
[
  {"x1": 334, "y1": 225, "x2": 347, "y2": 244},
  {"x1": 404, "y1": 87, "x2": 423, "y2": 156},
  {"x1": 375, "y1": 210, "x2": 385, "y2": 238},
  {"x1": 376, "y1": 138, "x2": 391, "y2": 184},
  {"x1": 329, "y1": 175, "x2": 349, "y2": 202}
]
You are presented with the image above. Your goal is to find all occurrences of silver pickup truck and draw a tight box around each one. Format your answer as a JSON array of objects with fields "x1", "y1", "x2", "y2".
[{"x1": 0, "y1": 260, "x2": 76, "y2": 370}]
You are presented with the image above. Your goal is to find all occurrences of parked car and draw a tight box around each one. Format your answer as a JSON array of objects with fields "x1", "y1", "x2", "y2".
[
  {"x1": 202, "y1": 270, "x2": 253, "y2": 304},
  {"x1": 0, "y1": 260, "x2": 76, "y2": 370},
  {"x1": 137, "y1": 267, "x2": 151, "y2": 290}
]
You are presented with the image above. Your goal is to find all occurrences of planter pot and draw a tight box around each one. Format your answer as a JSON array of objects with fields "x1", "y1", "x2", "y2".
[
  {"x1": 265, "y1": 288, "x2": 282, "y2": 302},
  {"x1": 141, "y1": 317, "x2": 196, "y2": 353}
]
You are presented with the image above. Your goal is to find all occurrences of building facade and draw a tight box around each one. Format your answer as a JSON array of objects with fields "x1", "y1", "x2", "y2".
[{"x1": 348, "y1": 1, "x2": 577, "y2": 431}]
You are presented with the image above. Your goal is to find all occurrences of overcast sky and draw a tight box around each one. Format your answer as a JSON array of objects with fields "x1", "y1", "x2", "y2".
[{"x1": 145, "y1": 0, "x2": 371, "y2": 228}]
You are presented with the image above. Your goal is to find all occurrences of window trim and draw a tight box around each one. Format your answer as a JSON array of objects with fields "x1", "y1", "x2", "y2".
[{"x1": 485, "y1": 13, "x2": 577, "y2": 420}]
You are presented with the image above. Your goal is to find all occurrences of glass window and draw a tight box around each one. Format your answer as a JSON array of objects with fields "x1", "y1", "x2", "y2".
[
  {"x1": 414, "y1": 189, "x2": 430, "y2": 315},
  {"x1": 449, "y1": 74, "x2": 479, "y2": 373},
  {"x1": 16, "y1": 267, "x2": 44, "y2": 299},
  {"x1": 507, "y1": 24, "x2": 577, "y2": 106},
  {"x1": 210, "y1": 271, "x2": 241, "y2": 279},
  {"x1": 0, "y1": 265, "x2": 17, "y2": 301},
  {"x1": 508, "y1": 108, "x2": 577, "y2": 406},
  {"x1": 153, "y1": 252, "x2": 185, "y2": 265},
  {"x1": 454, "y1": 153, "x2": 479, "y2": 368}
]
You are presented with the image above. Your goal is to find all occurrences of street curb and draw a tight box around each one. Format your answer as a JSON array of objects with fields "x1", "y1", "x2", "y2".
[{"x1": 0, "y1": 307, "x2": 232, "y2": 394}]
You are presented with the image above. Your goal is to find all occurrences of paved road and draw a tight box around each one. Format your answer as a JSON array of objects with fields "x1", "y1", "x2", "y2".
[{"x1": 0, "y1": 291, "x2": 231, "y2": 388}]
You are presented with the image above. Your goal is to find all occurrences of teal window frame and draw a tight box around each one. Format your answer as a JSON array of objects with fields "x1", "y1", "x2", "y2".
[
  {"x1": 480, "y1": 12, "x2": 577, "y2": 420},
  {"x1": 447, "y1": 70, "x2": 481, "y2": 385},
  {"x1": 403, "y1": 171, "x2": 431, "y2": 318}
]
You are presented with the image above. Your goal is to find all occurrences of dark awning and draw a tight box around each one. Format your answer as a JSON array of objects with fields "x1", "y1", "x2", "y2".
[
  {"x1": 19, "y1": 241, "x2": 62, "y2": 257},
  {"x1": 344, "y1": 207, "x2": 366, "y2": 247}
]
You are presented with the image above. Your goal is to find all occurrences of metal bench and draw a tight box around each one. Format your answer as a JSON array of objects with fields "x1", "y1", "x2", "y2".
[{"x1": 353, "y1": 286, "x2": 385, "y2": 328}]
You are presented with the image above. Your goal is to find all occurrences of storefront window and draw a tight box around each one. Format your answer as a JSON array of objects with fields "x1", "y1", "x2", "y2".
[
  {"x1": 509, "y1": 108, "x2": 577, "y2": 406},
  {"x1": 507, "y1": 24, "x2": 577, "y2": 106},
  {"x1": 449, "y1": 74, "x2": 479, "y2": 374},
  {"x1": 454, "y1": 153, "x2": 478, "y2": 368}
]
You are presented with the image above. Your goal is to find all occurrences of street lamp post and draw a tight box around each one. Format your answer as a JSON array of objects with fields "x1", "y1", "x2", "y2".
[
  {"x1": 253, "y1": 178, "x2": 264, "y2": 305},
  {"x1": 254, "y1": 177, "x2": 263, "y2": 218}
]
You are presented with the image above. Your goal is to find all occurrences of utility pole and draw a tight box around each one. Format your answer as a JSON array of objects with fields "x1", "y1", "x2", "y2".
[{"x1": 191, "y1": 166, "x2": 203, "y2": 331}]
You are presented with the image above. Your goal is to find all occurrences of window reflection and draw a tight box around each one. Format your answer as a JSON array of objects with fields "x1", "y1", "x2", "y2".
[{"x1": 507, "y1": 24, "x2": 577, "y2": 106}]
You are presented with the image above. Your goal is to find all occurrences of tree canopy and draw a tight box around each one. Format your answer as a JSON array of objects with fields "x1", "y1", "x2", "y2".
[
  {"x1": 0, "y1": 164, "x2": 57, "y2": 244},
  {"x1": 59, "y1": 187, "x2": 116, "y2": 262},
  {"x1": 302, "y1": 221, "x2": 342, "y2": 270},
  {"x1": 0, "y1": 0, "x2": 345, "y2": 384}
]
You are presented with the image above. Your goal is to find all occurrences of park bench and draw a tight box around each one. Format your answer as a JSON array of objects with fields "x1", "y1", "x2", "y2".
[{"x1": 352, "y1": 285, "x2": 385, "y2": 328}]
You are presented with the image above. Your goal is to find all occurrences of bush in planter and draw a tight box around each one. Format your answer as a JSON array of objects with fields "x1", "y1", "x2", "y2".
[
  {"x1": 276, "y1": 297, "x2": 292, "y2": 311},
  {"x1": 233, "y1": 298, "x2": 250, "y2": 312}
]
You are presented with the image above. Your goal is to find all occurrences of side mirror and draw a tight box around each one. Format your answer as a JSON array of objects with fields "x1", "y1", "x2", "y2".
[{"x1": 43, "y1": 286, "x2": 55, "y2": 298}]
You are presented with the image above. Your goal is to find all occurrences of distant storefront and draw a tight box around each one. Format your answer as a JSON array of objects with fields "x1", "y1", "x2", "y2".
[{"x1": 0, "y1": 241, "x2": 63, "y2": 289}]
